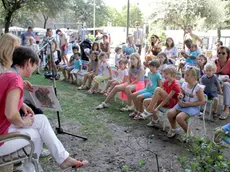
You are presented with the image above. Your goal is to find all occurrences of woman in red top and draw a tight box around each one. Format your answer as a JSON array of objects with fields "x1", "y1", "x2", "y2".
[
  {"x1": 215, "y1": 46, "x2": 230, "y2": 120},
  {"x1": 143, "y1": 65, "x2": 181, "y2": 126},
  {"x1": 0, "y1": 47, "x2": 88, "y2": 170}
]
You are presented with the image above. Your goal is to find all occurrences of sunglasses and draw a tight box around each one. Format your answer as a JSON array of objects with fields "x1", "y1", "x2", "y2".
[
  {"x1": 74, "y1": 53, "x2": 79, "y2": 55},
  {"x1": 218, "y1": 52, "x2": 226, "y2": 55}
]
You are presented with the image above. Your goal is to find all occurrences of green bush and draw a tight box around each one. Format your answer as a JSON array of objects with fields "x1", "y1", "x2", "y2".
[{"x1": 178, "y1": 137, "x2": 230, "y2": 172}]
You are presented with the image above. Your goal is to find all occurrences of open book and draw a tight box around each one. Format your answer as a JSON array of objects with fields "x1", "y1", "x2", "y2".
[{"x1": 24, "y1": 85, "x2": 62, "y2": 111}]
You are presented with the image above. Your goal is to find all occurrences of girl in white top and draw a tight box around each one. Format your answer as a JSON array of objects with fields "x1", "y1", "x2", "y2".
[
  {"x1": 88, "y1": 52, "x2": 112, "y2": 94},
  {"x1": 103, "y1": 59, "x2": 129, "y2": 96},
  {"x1": 167, "y1": 66, "x2": 205, "y2": 138}
]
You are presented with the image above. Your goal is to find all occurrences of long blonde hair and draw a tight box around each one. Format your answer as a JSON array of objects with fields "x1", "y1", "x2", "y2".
[
  {"x1": 0, "y1": 33, "x2": 20, "y2": 68},
  {"x1": 130, "y1": 53, "x2": 142, "y2": 69}
]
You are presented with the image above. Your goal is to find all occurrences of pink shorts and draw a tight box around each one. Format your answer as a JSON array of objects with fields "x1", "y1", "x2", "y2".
[{"x1": 120, "y1": 81, "x2": 145, "y2": 101}]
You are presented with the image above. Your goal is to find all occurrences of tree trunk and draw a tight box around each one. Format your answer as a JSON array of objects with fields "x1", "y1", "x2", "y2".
[
  {"x1": 4, "y1": 11, "x2": 13, "y2": 33},
  {"x1": 42, "y1": 14, "x2": 49, "y2": 29},
  {"x1": 217, "y1": 27, "x2": 221, "y2": 41},
  {"x1": 43, "y1": 17, "x2": 48, "y2": 29},
  {"x1": 182, "y1": 28, "x2": 186, "y2": 50}
]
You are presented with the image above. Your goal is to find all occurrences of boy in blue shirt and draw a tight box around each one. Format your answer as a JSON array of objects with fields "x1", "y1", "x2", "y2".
[
  {"x1": 60, "y1": 46, "x2": 80, "y2": 81},
  {"x1": 130, "y1": 59, "x2": 162, "y2": 119},
  {"x1": 70, "y1": 52, "x2": 82, "y2": 83}
]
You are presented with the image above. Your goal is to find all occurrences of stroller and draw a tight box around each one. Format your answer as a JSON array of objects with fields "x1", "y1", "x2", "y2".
[{"x1": 79, "y1": 39, "x2": 92, "y2": 61}]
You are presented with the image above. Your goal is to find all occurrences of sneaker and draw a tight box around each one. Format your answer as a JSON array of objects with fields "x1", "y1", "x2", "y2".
[
  {"x1": 120, "y1": 105, "x2": 135, "y2": 112},
  {"x1": 167, "y1": 128, "x2": 176, "y2": 138},
  {"x1": 129, "y1": 111, "x2": 138, "y2": 117},
  {"x1": 143, "y1": 109, "x2": 153, "y2": 118},
  {"x1": 78, "y1": 85, "x2": 86, "y2": 90},
  {"x1": 40, "y1": 148, "x2": 50, "y2": 157},
  {"x1": 147, "y1": 119, "x2": 159, "y2": 127},
  {"x1": 96, "y1": 102, "x2": 109, "y2": 109}
]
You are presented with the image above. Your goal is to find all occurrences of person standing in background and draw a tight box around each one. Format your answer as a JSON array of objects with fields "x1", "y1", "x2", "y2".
[
  {"x1": 56, "y1": 29, "x2": 68, "y2": 65},
  {"x1": 133, "y1": 21, "x2": 144, "y2": 55},
  {"x1": 184, "y1": 26, "x2": 202, "y2": 47},
  {"x1": 21, "y1": 26, "x2": 35, "y2": 46}
]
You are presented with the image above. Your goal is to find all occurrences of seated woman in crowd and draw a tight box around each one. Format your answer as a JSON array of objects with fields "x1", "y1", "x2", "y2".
[
  {"x1": 0, "y1": 47, "x2": 88, "y2": 171},
  {"x1": 196, "y1": 54, "x2": 207, "y2": 76},
  {"x1": 215, "y1": 46, "x2": 230, "y2": 120},
  {"x1": 144, "y1": 34, "x2": 162, "y2": 68},
  {"x1": 164, "y1": 37, "x2": 178, "y2": 59}
]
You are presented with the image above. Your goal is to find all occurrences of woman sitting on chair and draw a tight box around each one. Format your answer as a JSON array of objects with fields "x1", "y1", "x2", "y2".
[{"x1": 0, "y1": 47, "x2": 88, "y2": 171}]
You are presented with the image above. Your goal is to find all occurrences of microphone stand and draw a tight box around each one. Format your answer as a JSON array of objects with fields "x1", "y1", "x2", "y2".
[{"x1": 38, "y1": 37, "x2": 88, "y2": 140}]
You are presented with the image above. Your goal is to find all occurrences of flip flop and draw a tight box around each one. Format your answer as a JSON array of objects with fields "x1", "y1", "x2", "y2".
[{"x1": 72, "y1": 160, "x2": 88, "y2": 168}]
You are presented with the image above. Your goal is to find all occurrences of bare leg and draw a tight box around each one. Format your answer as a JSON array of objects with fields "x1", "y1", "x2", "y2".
[
  {"x1": 125, "y1": 85, "x2": 136, "y2": 106},
  {"x1": 213, "y1": 97, "x2": 219, "y2": 113},
  {"x1": 107, "y1": 82, "x2": 119, "y2": 93},
  {"x1": 104, "y1": 80, "x2": 114, "y2": 93},
  {"x1": 176, "y1": 112, "x2": 190, "y2": 132},
  {"x1": 136, "y1": 95, "x2": 145, "y2": 112},
  {"x1": 147, "y1": 87, "x2": 169, "y2": 113},
  {"x1": 88, "y1": 74, "x2": 95, "y2": 88},
  {"x1": 131, "y1": 92, "x2": 140, "y2": 111},
  {"x1": 167, "y1": 108, "x2": 180, "y2": 129},
  {"x1": 143, "y1": 98, "x2": 152, "y2": 110},
  {"x1": 104, "y1": 84, "x2": 127, "y2": 104}
]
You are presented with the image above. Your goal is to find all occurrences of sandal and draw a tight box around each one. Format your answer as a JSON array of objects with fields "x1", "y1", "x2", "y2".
[
  {"x1": 219, "y1": 111, "x2": 229, "y2": 120},
  {"x1": 72, "y1": 160, "x2": 88, "y2": 168},
  {"x1": 133, "y1": 113, "x2": 143, "y2": 120},
  {"x1": 213, "y1": 112, "x2": 219, "y2": 120},
  {"x1": 87, "y1": 90, "x2": 95, "y2": 94}
]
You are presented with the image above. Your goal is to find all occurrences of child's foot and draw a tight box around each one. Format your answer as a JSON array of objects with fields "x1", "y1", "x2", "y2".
[
  {"x1": 213, "y1": 112, "x2": 219, "y2": 120},
  {"x1": 120, "y1": 105, "x2": 135, "y2": 112},
  {"x1": 143, "y1": 109, "x2": 153, "y2": 118},
  {"x1": 133, "y1": 112, "x2": 145, "y2": 120},
  {"x1": 219, "y1": 111, "x2": 229, "y2": 120},
  {"x1": 78, "y1": 85, "x2": 86, "y2": 90},
  {"x1": 167, "y1": 128, "x2": 176, "y2": 138},
  {"x1": 96, "y1": 102, "x2": 109, "y2": 109},
  {"x1": 147, "y1": 119, "x2": 159, "y2": 127},
  {"x1": 87, "y1": 90, "x2": 94, "y2": 94},
  {"x1": 129, "y1": 111, "x2": 138, "y2": 117}
]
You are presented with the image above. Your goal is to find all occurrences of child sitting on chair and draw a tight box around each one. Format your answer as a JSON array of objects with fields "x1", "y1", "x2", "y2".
[
  {"x1": 70, "y1": 52, "x2": 82, "y2": 83},
  {"x1": 200, "y1": 63, "x2": 223, "y2": 120},
  {"x1": 96, "y1": 53, "x2": 145, "y2": 110},
  {"x1": 167, "y1": 66, "x2": 205, "y2": 138},
  {"x1": 197, "y1": 54, "x2": 207, "y2": 76},
  {"x1": 78, "y1": 51, "x2": 99, "y2": 90},
  {"x1": 178, "y1": 44, "x2": 198, "y2": 72},
  {"x1": 143, "y1": 65, "x2": 181, "y2": 126},
  {"x1": 88, "y1": 52, "x2": 112, "y2": 94},
  {"x1": 158, "y1": 52, "x2": 175, "y2": 74},
  {"x1": 60, "y1": 46, "x2": 80, "y2": 81},
  {"x1": 103, "y1": 59, "x2": 128, "y2": 96},
  {"x1": 129, "y1": 59, "x2": 162, "y2": 120}
]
